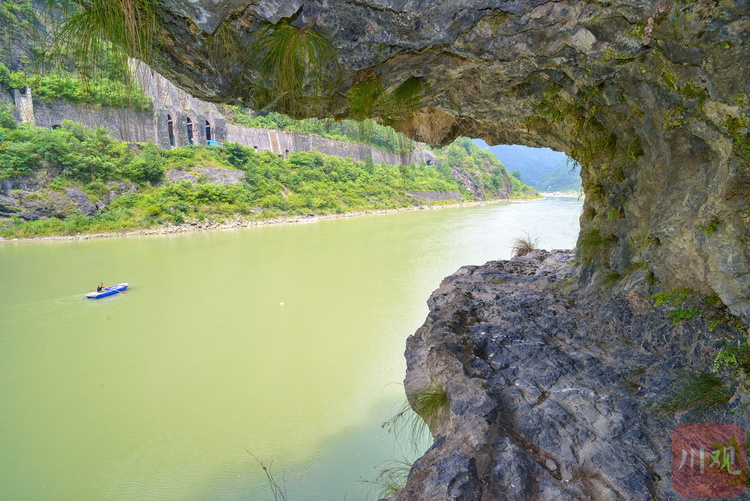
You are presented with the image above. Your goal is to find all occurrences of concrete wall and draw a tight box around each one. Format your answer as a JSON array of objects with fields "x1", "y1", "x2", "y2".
[
  {"x1": 225, "y1": 124, "x2": 437, "y2": 166},
  {"x1": 8, "y1": 61, "x2": 437, "y2": 168},
  {"x1": 31, "y1": 99, "x2": 158, "y2": 143}
]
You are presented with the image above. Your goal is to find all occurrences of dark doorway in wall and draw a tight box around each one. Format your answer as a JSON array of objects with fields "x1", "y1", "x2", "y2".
[
  {"x1": 167, "y1": 114, "x2": 174, "y2": 146},
  {"x1": 205, "y1": 120, "x2": 211, "y2": 141},
  {"x1": 51, "y1": 124, "x2": 61, "y2": 130},
  {"x1": 186, "y1": 117, "x2": 194, "y2": 144}
]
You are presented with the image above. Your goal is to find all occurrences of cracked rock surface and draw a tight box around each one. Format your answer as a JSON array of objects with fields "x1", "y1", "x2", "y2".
[{"x1": 393, "y1": 250, "x2": 748, "y2": 500}]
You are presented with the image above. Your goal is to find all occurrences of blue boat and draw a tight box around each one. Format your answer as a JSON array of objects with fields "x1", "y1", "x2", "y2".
[{"x1": 85, "y1": 283, "x2": 129, "y2": 299}]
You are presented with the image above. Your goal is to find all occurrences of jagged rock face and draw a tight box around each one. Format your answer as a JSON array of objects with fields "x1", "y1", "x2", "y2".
[
  {"x1": 138, "y1": 0, "x2": 750, "y2": 322},
  {"x1": 396, "y1": 250, "x2": 748, "y2": 500}
]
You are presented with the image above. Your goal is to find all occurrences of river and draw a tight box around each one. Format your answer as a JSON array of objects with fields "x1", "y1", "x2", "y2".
[{"x1": 0, "y1": 197, "x2": 582, "y2": 500}]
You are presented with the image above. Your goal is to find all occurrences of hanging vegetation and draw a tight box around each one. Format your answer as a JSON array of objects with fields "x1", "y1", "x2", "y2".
[
  {"x1": 43, "y1": 0, "x2": 160, "y2": 71},
  {"x1": 249, "y1": 21, "x2": 340, "y2": 117}
]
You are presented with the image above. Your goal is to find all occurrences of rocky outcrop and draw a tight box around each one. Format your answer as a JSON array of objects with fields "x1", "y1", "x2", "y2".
[
  {"x1": 165, "y1": 167, "x2": 245, "y2": 184},
  {"x1": 450, "y1": 165, "x2": 487, "y2": 201},
  {"x1": 394, "y1": 250, "x2": 748, "y2": 500},
  {"x1": 129, "y1": 0, "x2": 749, "y2": 323},
  {"x1": 0, "y1": 180, "x2": 133, "y2": 220},
  {"x1": 0, "y1": 189, "x2": 81, "y2": 220}
]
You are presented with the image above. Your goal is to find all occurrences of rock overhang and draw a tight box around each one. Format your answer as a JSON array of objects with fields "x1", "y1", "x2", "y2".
[{"x1": 70, "y1": 0, "x2": 750, "y2": 322}]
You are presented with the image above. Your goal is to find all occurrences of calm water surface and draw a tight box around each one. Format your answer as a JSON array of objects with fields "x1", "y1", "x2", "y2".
[{"x1": 0, "y1": 197, "x2": 582, "y2": 500}]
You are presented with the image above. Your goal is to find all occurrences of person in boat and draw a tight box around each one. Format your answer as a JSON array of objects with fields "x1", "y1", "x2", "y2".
[{"x1": 96, "y1": 283, "x2": 104, "y2": 293}]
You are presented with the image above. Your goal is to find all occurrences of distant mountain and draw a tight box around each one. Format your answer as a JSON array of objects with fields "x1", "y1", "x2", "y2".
[{"x1": 472, "y1": 139, "x2": 581, "y2": 193}]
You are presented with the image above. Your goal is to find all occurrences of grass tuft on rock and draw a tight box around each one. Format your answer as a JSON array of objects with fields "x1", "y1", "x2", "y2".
[
  {"x1": 661, "y1": 373, "x2": 733, "y2": 416},
  {"x1": 512, "y1": 235, "x2": 539, "y2": 257}
]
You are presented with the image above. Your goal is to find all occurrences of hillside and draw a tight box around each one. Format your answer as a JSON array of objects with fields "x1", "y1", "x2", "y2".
[
  {"x1": 0, "y1": 116, "x2": 537, "y2": 238},
  {"x1": 472, "y1": 139, "x2": 581, "y2": 193}
]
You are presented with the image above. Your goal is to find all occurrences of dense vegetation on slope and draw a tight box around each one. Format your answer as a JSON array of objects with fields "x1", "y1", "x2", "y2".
[
  {"x1": 472, "y1": 140, "x2": 581, "y2": 193},
  {"x1": 0, "y1": 114, "x2": 537, "y2": 238},
  {"x1": 437, "y1": 137, "x2": 537, "y2": 199}
]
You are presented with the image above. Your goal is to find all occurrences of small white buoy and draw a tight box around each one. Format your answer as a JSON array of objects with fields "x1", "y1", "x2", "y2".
[{"x1": 280, "y1": 302, "x2": 284, "y2": 306}]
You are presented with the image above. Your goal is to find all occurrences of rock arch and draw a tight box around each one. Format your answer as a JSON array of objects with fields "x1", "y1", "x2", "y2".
[
  {"x1": 144, "y1": 0, "x2": 749, "y2": 321},
  {"x1": 77, "y1": 2, "x2": 749, "y2": 498}
]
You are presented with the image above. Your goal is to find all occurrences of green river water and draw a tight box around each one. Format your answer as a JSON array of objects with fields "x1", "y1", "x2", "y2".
[{"x1": 0, "y1": 197, "x2": 582, "y2": 500}]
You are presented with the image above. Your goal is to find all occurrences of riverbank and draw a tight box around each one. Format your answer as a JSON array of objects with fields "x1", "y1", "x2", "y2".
[{"x1": 0, "y1": 198, "x2": 527, "y2": 243}]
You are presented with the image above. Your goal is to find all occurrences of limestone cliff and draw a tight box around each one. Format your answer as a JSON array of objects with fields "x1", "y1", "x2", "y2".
[{"x1": 102, "y1": 0, "x2": 749, "y2": 324}]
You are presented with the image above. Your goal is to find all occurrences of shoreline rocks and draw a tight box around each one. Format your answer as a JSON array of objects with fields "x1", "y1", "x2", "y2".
[{"x1": 390, "y1": 250, "x2": 748, "y2": 500}]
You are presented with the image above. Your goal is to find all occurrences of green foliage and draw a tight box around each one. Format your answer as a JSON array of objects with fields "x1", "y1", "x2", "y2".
[
  {"x1": 0, "y1": 120, "x2": 164, "y2": 184},
  {"x1": 348, "y1": 76, "x2": 385, "y2": 122},
  {"x1": 524, "y1": 85, "x2": 616, "y2": 170},
  {"x1": 578, "y1": 229, "x2": 615, "y2": 264},
  {"x1": 662, "y1": 373, "x2": 733, "y2": 415},
  {"x1": 47, "y1": 0, "x2": 161, "y2": 68},
  {"x1": 652, "y1": 287, "x2": 700, "y2": 324},
  {"x1": 363, "y1": 460, "x2": 412, "y2": 499},
  {"x1": 0, "y1": 1, "x2": 152, "y2": 111},
  {"x1": 722, "y1": 116, "x2": 750, "y2": 164},
  {"x1": 607, "y1": 207, "x2": 618, "y2": 222},
  {"x1": 650, "y1": 288, "x2": 744, "y2": 329},
  {"x1": 382, "y1": 381, "x2": 450, "y2": 451},
  {"x1": 250, "y1": 22, "x2": 339, "y2": 116},
  {"x1": 435, "y1": 137, "x2": 537, "y2": 199},
  {"x1": 0, "y1": 117, "x2": 534, "y2": 238},
  {"x1": 713, "y1": 341, "x2": 750, "y2": 374},
  {"x1": 229, "y1": 109, "x2": 412, "y2": 153},
  {"x1": 630, "y1": 232, "x2": 660, "y2": 250},
  {"x1": 116, "y1": 141, "x2": 164, "y2": 184},
  {"x1": 381, "y1": 76, "x2": 423, "y2": 126},
  {"x1": 5, "y1": 71, "x2": 151, "y2": 110},
  {"x1": 603, "y1": 271, "x2": 621, "y2": 286},
  {"x1": 697, "y1": 215, "x2": 720, "y2": 236},
  {"x1": 411, "y1": 381, "x2": 450, "y2": 430},
  {"x1": 664, "y1": 106, "x2": 687, "y2": 131}
]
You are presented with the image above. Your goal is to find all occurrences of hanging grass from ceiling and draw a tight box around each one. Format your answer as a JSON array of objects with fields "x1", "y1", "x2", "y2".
[
  {"x1": 250, "y1": 21, "x2": 340, "y2": 117},
  {"x1": 42, "y1": 0, "x2": 160, "y2": 72}
]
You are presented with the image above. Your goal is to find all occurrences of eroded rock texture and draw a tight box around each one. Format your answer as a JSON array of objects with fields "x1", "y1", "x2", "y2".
[
  {"x1": 396, "y1": 250, "x2": 748, "y2": 500},
  {"x1": 134, "y1": 0, "x2": 749, "y2": 321}
]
